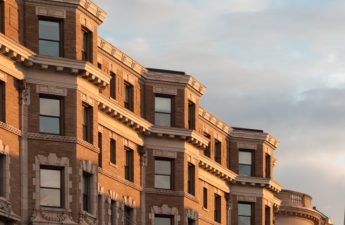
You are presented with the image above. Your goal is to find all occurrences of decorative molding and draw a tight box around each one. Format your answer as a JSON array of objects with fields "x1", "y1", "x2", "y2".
[
  {"x1": 199, "y1": 108, "x2": 231, "y2": 135},
  {"x1": 0, "y1": 121, "x2": 22, "y2": 136},
  {"x1": 152, "y1": 149, "x2": 177, "y2": 158},
  {"x1": 231, "y1": 130, "x2": 279, "y2": 148},
  {"x1": 0, "y1": 198, "x2": 20, "y2": 222},
  {"x1": 237, "y1": 142, "x2": 257, "y2": 150},
  {"x1": 185, "y1": 209, "x2": 198, "y2": 224},
  {"x1": 153, "y1": 86, "x2": 177, "y2": 95},
  {"x1": 79, "y1": 211, "x2": 97, "y2": 225},
  {"x1": 35, "y1": 6, "x2": 66, "y2": 18},
  {"x1": 235, "y1": 176, "x2": 282, "y2": 193},
  {"x1": 149, "y1": 204, "x2": 180, "y2": 225},
  {"x1": 81, "y1": 93, "x2": 95, "y2": 106},
  {"x1": 199, "y1": 155, "x2": 237, "y2": 182},
  {"x1": 36, "y1": 84, "x2": 68, "y2": 96}
]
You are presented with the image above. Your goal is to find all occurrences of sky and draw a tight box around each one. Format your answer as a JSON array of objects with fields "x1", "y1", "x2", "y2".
[{"x1": 93, "y1": 0, "x2": 344, "y2": 223}]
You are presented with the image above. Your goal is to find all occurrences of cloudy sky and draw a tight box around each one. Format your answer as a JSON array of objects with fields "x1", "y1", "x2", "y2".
[{"x1": 93, "y1": 0, "x2": 344, "y2": 223}]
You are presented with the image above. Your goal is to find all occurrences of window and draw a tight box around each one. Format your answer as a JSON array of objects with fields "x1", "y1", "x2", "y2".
[
  {"x1": 154, "y1": 159, "x2": 173, "y2": 189},
  {"x1": 0, "y1": 81, "x2": 4, "y2": 122},
  {"x1": 188, "y1": 101, "x2": 195, "y2": 129},
  {"x1": 40, "y1": 96, "x2": 62, "y2": 134},
  {"x1": 154, "y1": 215, "x2": 173, "y2": 225},
  {"x1": 239, "y1": 151, "x2": 253, "y2": 176},
  {"x1": 40, "y1": 167, "x2": 63, "y2": 207},
  {"x1": 204, "y1": 133, "x2": 211, "y2": 157},
  {"x1": 238, "y1": 203, "x2": 253, "y2": 225},
  {"x1": 265, "y1": 206, "x2": 270, "y2": 225},
  {"x1": 97, "y1": 63, "x2": 102, "y2": 70},
  {"x1": 82, "y1": 28, "x2": 92, "y2": 62},
  {"x1": 98, "y1": 132, "x2": 103, "y2": 167},
  {"x1": 188, "y1": 219, "x2": 196, "y2": 225},
  {"x1": 110, "y1": 72, "x2": 116, "y2": 99},
  {"x1": 214, "y1": 194, "x2": 221, "y2": 223},
  {"x1": 98, "y1": 195, "x2": 104, "y2": 225},
  {"x1": 265, "y1": 154, "x2": 271, "y2": 178},
  {"x1": 110, "y1": 139, "x2": 116, "y2": 164},
  {"x1": 83, "y1": 172, "x2": 92, "y2": 212},
  {"x1": 215, "y1": 139, "x2": 222, "y2": 163},
  {"x1": 203, "y1": 187, "x2": 208, "y2": 209},
  {"x1": 187, "y1": 163, "x2": 195, "y2": 195},
  {"x1": 110, "y1": 200, "x2": 117, "y2": 225},
  {"x1": 124, "y1": 82, "x2": 134, "y2": 111},
  {"x1": 125, "y1": 148, "x2": 134, "y2": 182},
  {"x1": 154, "y1": 96, "x2": 172, "y2": 126},
  {"x1": 0, "y1": 155, "x2": 5, "y2": 197},
  {"x1": 0, "y1": 2, "x2": 4, "y2": 33},
  {"x1": 82, "y1": 104, "x2": 93, "y2": 143},
  {"x1": 124, "y1": 206, "x2": 133, "y2": 225},
  {"x1": 39, "y1": 19, "x2": 62, "y2": 57}
]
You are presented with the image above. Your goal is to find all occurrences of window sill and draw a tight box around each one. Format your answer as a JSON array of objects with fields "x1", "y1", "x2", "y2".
[
  {"x1": 109, "y1": 162, "x2": 117, "y2": 168},
  {"x1": 202, "y1": 207, "x2": 209, "y2": 212}
]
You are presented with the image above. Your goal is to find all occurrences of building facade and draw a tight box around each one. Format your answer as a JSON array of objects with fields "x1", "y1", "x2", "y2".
[{"x1": 0, "y1": 0, "x2": 331, "y2": 225}]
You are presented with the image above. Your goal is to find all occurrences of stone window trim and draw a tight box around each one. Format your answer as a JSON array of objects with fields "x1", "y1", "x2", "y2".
[
  {"x1": 185, "y1": 209, "x2": 198, "y2": 225},
  {"x1": 79, "y1": 160, "x2": 98, "y2": 216},
  {"x1": 36, "y1": 6, "x2": 66, "y2": 19},
  {"x1": 107, "y1": 191, "x2": 119, "y2": 225},
  {"x1": 122, "y1": 196, "x2": 136, "y2": 225},
  {"x1": 33, "y1": 153, "x2": 72, "y2": 210},
  {"x1": 152, "y1": 149, "x2": 177, "y2": 159},
  {"x1": 36, "y1": 84, "x2": 67, "y2": 97},
  {"x1": 150, "y1": 204, "x2": 180, "y2": 225},
  {"x1": 0, "y1": 140, "x2": 10, "y2": 200}
]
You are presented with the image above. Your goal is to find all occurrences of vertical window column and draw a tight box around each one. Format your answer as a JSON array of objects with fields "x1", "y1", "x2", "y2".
[
  {"x1": 125, "y1": 148, "x2": 134, "y2": 182},
  {"x1": 39, "y1": 19, "x2": 62, "y2": 57},
  {"x1": 187, "y1": 163, "x2": 195, "y2": 195}
]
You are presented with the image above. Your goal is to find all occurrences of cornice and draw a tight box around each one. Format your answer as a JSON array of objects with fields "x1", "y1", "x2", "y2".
[
  {"x1": 235, "y1": 176, "x2": 282, "y2": 193},
  {"x1": 97, "y1": 37, "x2": 146, "y2": 75},
  {"x1": 199, "y1": 155, "x2": 237, "y2": 182},
  {"x1": 231, "y1": 129, "x2": 279, "y2": 148},
  {"x1": 277, "y1": 205, "x2": 323, "y2": 224},
  {"x1": 199, "y1": 107, "x2": 232, "y2": 135},
  {"x1": 149, "y1": 126, "x2": 209, "y2": 149},
  {"x1": 0, "y1": 34, "x2": 110, "y2": 88}
]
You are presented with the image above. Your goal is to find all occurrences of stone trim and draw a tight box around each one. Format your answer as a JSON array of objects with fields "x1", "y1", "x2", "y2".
[
  {"x1": 0, "y1": 139, "x2": 10, "y2": 200},
  {"x1": 106, "y1": 195, "x2": 119, "y2": 225},
  {"x1": 199, "y1": 108, "x2": 231, "y2": 135},
  {"x1": 35, "y1": 6, "x2": 66, "y2": 18},
  {"x1": 0, "y1": 121, "x2": 22, "y2": 136},
  {"x1": 185, "y1": 209, "x2": 199, "y2": 225},
  {"x1": 31, "y1": 153, "x2": 76, "y2": 224},
  {"x1": 36, "y1": 84, "x2": 68, "y2": 96},
  {"x1": 81, "y1": 93, "x2": 95, "y2": 107},
  {"x1": 152, "y1": 149, "x2": 177, "y2": 159},
  {"x1": 237, "y1": 142, "x2": 257, "y2": 150},
  {"x1": 153, "y1": 86, "x2": 177, "y2": 96},
  {"x1": 149, "y1": 204, "x2": 180, "y2": 225},
  {"x1": 98, "y1": 169, "x2": 142, "y2": 192}
]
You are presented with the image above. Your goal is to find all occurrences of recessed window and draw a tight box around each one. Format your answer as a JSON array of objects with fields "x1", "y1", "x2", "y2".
[
  {"x1": 82, "y1": 28, "x2": 92, "y2": 62},
  {"x1": 203, "y1": 187, "x2": 208, "y2": 209},
  {"x1": 0, "y1": 81, "x2": 5, "y2": 122},
  {"x1": 154, "y1": 215, "x2": 173, "y2": 225},
  {"x1": 110, "y1": 72, "x2": 116, "y2": 99},
  {"x1": 98, "y1": 132, "x2": 103, "y2": 167},
  {"x1": 204, "y1": 133, "x2": 211, "y2": 157},
  {"x1": 40, "y1": 97, "x2": 62, "y2": 135},
  {"x1": 0, "y1": 155, "x2": 5, "y2": 197},
  {"x1": 0, "y1": 2, "x2": 4, "y2": 33},
  {"x1": 187, "y1": 163, "x2": 195, "y2": 195},
  {"x1": 110, "y1": 139, "x2": 116, "y2": 164},
  {"x1": 238, "y1": 203, "x2": 253, "y2": 225},
  {"x1": 155, "y1": 96, "x2": 172, "y2": 126},
  {"x1": 124, "y1": 206, "x2": 134, "y2": 225},
  {"x1": 39, "y1": 19, "x2": 61, "y2": 57},
  {"x1": 265, "y1": 206, "x2": 270, "y2": 225},
  {"x1": 40, "y1": 167, "x2": 63, "y2": 207},
  {"x1": 214, "y1": 194, "x2": 221, "y2": 223},
  {"x1": 154, "y1": 159, "x2": 172, "y2": 189},
  {"x1": 83, "y1": 172, "x2": 92, "y2": 212},
  {"x1": 125, "y1": 148, "x2": 134, "y2": 182},
  {"x1": 82, "y1": 104, "x2": 93, "y2": 143},
  {"x1": 239, "y1": 151, "x2": 253, "y2": 176},
  {"x1": 215, "y1": 139, "x2": 222, "y2": 163},
  {"x1": 110, "y1": 200, "x2": 117, "y2": 225},
  {"x1": 265, "y1": 154, "x2": 271, "y2": 178},
  {"x1": 124, "y1": 82, "x2": 134, "y2": 111},
  {"x1": 188, "y1": 101, "x2": 195, "y2": 129},
  {"x1": 188, "y1": 219, "x2": 196, "y2": 225}
]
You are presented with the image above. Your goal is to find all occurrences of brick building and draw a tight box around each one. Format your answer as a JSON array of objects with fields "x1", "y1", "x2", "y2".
[{"x1": 0, "y1": 0, "x2": 332, "y2": 225}]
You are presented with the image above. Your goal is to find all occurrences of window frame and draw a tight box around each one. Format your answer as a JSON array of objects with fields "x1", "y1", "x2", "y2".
[
  {"x1": 125, "y1": 147, "x2": 134, "y2": 182},
  {"x1": 154, "y1": 215, "x2": 173, "y2": 225},
  {"x1": 188, "y1": 101, "x2": 196, "y2": 129},
  {"x1": 39, "y1": 95, "x2": 63, "y2": 135},
  {"x1": 110, "y1": 72, "x2": 117, "y2": 99},
  {"x1": 39, "y1": 166, "x2": 64, "y2": 208},
  {"x1": 215, "y1": 139, "x2": 222, "y2": 164},
  {"x1": 0, "y1": 2, "x2": 4, "y2": 33},
  {"x1": 239, "y1": 150, "x2": 254, "y2": 176},
  {"x1": 0, "y1": 81, "x2": 5, "y2": 122},
  {"x1": 154, "y1": 95, "x2": 174, "y2": 127},
  {"x1": 154, "y1": 158, "x2": 174, "y2": 190},
  {"x1": 110, "y1": 199, "x2": 117, "y2": 225},
  {"x1": 82, "y1": 171, "x2": 92, "y2": 213},
  {"x1": 38, "y1": 17, "x2": 63, "y2": 57},
  {"x1": 265, "y1": 205, "x2": 270, "y2": 225},
  {"x1": 82, "y1": 104, "x2": 93, "y2": 144},
  {"x1": 203, "y1": 187, "x2": 208, "y2": 209},
  {"x1": 214, "y1": 194, "x2": 221, "y2": 223},
  {"x1": 81, "y1": 27, "x2": 93, "y2": 62},
  {"x1": 187, "y1": 163, "x2": 195, "y2": 196},
  {"x1": 238, "y1": 202, "x2": 254, "y2": 225},
  {"x1": 265, "y1": 153, "x2": 271, "y2": 178},
  {"x1": 110, "y1": 139, "x2": 116, "y2": 165},
  {"x1": 124, "y1": 82, "x2": 134, "y2": 111},
  {"x1": 124, "y1": 206, "x2": 134, "y2": 225}
]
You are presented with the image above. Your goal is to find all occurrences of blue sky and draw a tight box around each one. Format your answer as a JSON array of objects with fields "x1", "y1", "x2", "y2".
[{"x1": 94, "y1": 0, "x2": 344, "y2": 223}]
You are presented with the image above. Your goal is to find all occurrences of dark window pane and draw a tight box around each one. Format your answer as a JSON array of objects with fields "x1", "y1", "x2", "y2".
[
  {"x1": 154, "y1": 217, "x2": 172, "y2": 225},
  {"x1": 39, "y1": 20, "x2": 60, "y2": 41},
  {"x1": 155, "y1": 160, "x2": 171, "y2": 175},
  {"x1": 39, "y1": 40, "x2": 60, "y2": 57},
  {"x1": 40, "y1": 188, "x2": 61, "y2": 207},
  {"x1": 154, "y1": 175, "x2": 171, "y2": 189},
  {"x1": 155, "y1": 97, "x2": 171, "y2": 113},
  {"x1": 155, "y1": 113, "x2": 171, "y2": 126},
  {"x1": 0, "y1": 155, "x2": 5, "y2": 197},
  {"x1": 0, "y1": 81, "x2": 5, "y2": 122},
  {"x1": 239, "y1": 165, "x2": 252, "y2": 176},
  {"x1": 40, "y1": 116, "x2": 60, "y2": 134},
  {"x1": 40, "y1": 98, "x2": 60, "y2": 116},
  {"x1": 40, "y1": 169, "x2": 61, "y2": 188}
]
